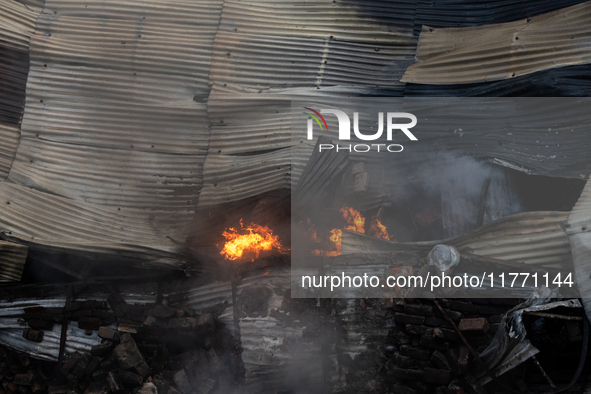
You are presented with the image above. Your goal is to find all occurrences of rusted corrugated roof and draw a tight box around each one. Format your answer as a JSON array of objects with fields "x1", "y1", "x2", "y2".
[{"x1": 402, "y1": 2, "x2": 591, "y2": 84}]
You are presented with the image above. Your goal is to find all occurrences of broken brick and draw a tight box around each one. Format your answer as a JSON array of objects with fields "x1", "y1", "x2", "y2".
[
  {"x1": 106, "y1": 372, "x2": 123, "y2": 393},
  {"x1": 113, "y1": 334, "x2": 150, "y2": 377},
  {"x1": 98, "y1": 327, "x2": 120, "y2": 342},
  {"x1": 458, "y1": 318, "x2": 489, "y2": 334},
  {"x1": 22, "y1": 329, "x2": 44, "y2": 343},
  {"x1": 14, "y1": 371, "x2": 34, "y2": 386},
  {"x1": 118, "y1": 371, "x2": 143, "y2": 387},
  {"x1": 152, "y1": 305, "x2": 176, "y2": 319},
  {"x1": 196, "y1": 314, "x2": 215, "y2": 333}
]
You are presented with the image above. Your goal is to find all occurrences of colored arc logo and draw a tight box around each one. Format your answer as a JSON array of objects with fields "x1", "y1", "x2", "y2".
[{"x1": 303, "y1": 107, "x2": 329, "y2": 131}]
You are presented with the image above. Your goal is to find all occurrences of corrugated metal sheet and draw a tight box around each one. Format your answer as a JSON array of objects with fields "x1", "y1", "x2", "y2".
[
  {"x1": 210, "y1": 0, "x2": 416, "y2": 89},
  {"x1": 0, "y1": 285, "x2": 158, "y2": 360},
  {"x1": 0, "y1": 0, "x2": 40, "y2": 125},
  {"x1": 0, "y1": 0, "x2": 38, "y2": 51},
  {"x1": 0, "y1": 0, "x2": 225, "y2": 268},
  {"x1": 0, "y1": 240, "x2": 27, "y2": 282},
  {"x1": 0, "y1": 182, "x2": 187, "y2": 268},
  {"x1": 413, "y1": 0, "x2": 588, "y2": 33},
  {"x1": 342, "y1": 211, "x2": 572, "y2": 267},
  {"x1": 402, "y1": 2, "x2": 591, "y2": 84},
  {"x1": 405, "y1": 64, "x2": 591, "y2": 97},
  {"x1": 567, "y1": 180, "x2": 591, "y2": 320},
  {"x1": 0, "y1": 124, "x2": 19, "y2": 180}
]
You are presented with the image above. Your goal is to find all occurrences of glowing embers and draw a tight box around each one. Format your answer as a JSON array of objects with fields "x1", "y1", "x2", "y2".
[{"x1": 220, "y1": 219, "x2": 289, "y2": 261}]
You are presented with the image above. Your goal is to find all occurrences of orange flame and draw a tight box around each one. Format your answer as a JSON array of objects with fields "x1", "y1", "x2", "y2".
[
  {"x1": 312, "y1": 228, "x2": 341, "y2": 256},
  {"x1": 221, "y1": 220, "x2": 289, "y2": 261},
  {"x1": 370, "y1": 217, "x2": 392, "y2": 240},
  {"x1": 341, "y1": 205, "x2": 365, "y2": 233}
]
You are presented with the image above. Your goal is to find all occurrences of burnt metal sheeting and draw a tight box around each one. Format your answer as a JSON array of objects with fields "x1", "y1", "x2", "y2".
[
  {"x1": 197, "y1": 147, "x2": 291, "y2": 208},
  {"x1": 342, "y1": 211, "x2": 572, "y2": 268},
  {"x1": 413, "y1": 0, "x2": 588, "y2": 33},
  {"x1": 567, "y1": 180, "x2": 591, "y2": 321},
  {"x1": 402, "y1": 2, "x2": 591, "y2": 84},
  {"x1": 0, "y1": 0, "x2": 39, "y2": 125},
  {"x1": 210, "y1": 0, "x2": 417, "y2": 90},
  {"x1": 0, "y1": 0, "x2": 224, "y2": 268},
  {"x1": 0, "y1": 124, "x2": 19, "y2": 181},
  {"x1": 0, "y1": 240, "x2": 27, "y2": 282},
  {"x1": 0, "y1": 182, "x2": 187, "y2": 268},
  {"x1": 405, "y1": 64, "x2": 591, "y2": 97}
]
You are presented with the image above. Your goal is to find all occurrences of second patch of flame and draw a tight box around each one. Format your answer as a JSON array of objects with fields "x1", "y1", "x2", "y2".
[{"x1": 221, "y1": 220, "x2": 289, "y2": 261}]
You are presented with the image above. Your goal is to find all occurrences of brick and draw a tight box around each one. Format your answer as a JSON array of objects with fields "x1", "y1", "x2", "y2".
[
  {"x1": 98, "y1": 327, "x2": 120, "y2": 342},
  {"x1": 14, "y1": 371, "x2": 34, "y2": 386},
  {"x1": 118, "y1": 371, "x2": 143, "y2": 387},
  {"x1": 22, "y1": 329, "x2": 44, "y2": 342},
  {"x1": 152, "y1": 305, "x2": 176, "y2": 319},
  {"x1": 449, "y1": 301, "x2": 478, "y2": 314},
  {"x1": 423, "y1": 368, "x2": 451, "y2": 386},
  {"x1": 90, "y1": 342, "x2": 113, "y2": 357},
  {"x1": 84, "y1": 357, "x2": 101, "y2": 376},
  {"x1": 106, "y1": 372, "x2": 123, "y2": 393},
  {"x1": 72, "y1": 353, "x2": 92, "y2": 378},
  {"x1": 458, "y1": 318, "x2": 489, "y2": 334},
  {"x1": 60, "y1": 353, "x2": 81, "y2": 375},
  {"x1": 399, "y1": 345, "x2": 431, "y2": 361},
  {"x1": 405, "y1": 324, "x2": 428, "y2": 336},
  {"x1": 113, "y1": 334, "x2": 150, "y2": 377},
  {"x1": 395, "y1": 313, "x2": 425, "y2": 325},
  {"x1": 403, "y1": 304, "x2": 433, "y2": 317}
]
